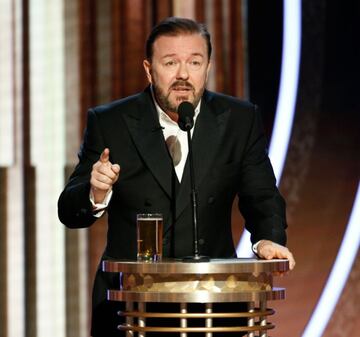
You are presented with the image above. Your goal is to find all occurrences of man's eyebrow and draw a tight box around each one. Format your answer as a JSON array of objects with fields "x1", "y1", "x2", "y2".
[
  {"x1": 190, "y1": 53, "x2": 205, "y2": 58},
  {"x1": 161, "y1": 53, "x2": 177, "y2": 58},
  {"x1": 161, "y1": 52, "x2": 205, "y2": 58}
]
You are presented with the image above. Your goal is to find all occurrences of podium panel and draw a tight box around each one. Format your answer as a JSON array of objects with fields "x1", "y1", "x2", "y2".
[{"x1": 102, "y1": 258, "x2": 288, "y2": 336}]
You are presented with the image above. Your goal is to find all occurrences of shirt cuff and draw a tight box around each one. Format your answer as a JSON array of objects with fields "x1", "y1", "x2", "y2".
[
  {"x1": 252, "y1": 240, "x2": 261, "y2": 256},
  {"x1": 89, "y1": 189, "x2": 113, "y2": 218}
]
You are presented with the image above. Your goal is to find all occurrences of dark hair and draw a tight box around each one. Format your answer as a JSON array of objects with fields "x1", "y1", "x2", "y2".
[{"x1": 145, "y1": 17, "x2": 212, "y2": 60}]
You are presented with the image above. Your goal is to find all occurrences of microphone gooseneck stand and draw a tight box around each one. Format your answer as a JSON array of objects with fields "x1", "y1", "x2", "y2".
[{"x1": 178, "y1": 101, "x2": 209, "y2": 263}]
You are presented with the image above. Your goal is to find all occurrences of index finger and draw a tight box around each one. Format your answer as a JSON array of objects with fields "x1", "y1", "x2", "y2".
[{"x1": 100, "y1": 148, "x2": 110, "y2": 163}]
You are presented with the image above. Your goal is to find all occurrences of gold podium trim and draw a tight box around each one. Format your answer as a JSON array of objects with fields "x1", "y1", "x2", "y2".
[
  {"x1": 108, "y1": 288, "x2": 285, "y2": 303},
  {"x1": 117, "y1": 324, "x2": 275, "y2": 333},
  {"x1": 118, "y1": 308, "x2": 275, "y2": 318}
]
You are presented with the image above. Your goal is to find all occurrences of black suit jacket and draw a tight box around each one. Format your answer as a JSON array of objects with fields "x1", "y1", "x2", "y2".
[{"x1": 58, "y1": 87, "x2": 287, "y2": 335}]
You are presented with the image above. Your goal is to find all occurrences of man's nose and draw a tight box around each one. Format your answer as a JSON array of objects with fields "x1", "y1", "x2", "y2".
[{"x1": 176, "y1": 62, "x2": 189, "y2": 80}]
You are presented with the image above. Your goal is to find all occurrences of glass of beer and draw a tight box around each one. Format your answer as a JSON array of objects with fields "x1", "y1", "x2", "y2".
[{"x1": 136, "y1": 213, "x2": 163, "y2": 262}]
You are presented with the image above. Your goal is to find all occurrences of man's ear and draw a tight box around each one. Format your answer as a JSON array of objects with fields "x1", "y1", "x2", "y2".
[{"x1": 143, "y1": 59, "x2": 152, "y2": 84}]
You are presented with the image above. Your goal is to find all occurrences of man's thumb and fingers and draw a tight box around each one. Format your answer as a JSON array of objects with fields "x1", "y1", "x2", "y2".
[
  {"x1": 91, "y1": 149, "x2": 121, "y2": 202},
  {"x1": 257, "y1": 240, "x2": 296, "y2": 271}
]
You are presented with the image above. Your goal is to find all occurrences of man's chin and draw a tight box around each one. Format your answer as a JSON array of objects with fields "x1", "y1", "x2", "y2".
[
  {"x1": 173, "y1": 95, "x2": 194, "y2": 106},
  {"x1": 161, "y1": 93, "x2": 197, "y2": 112}
]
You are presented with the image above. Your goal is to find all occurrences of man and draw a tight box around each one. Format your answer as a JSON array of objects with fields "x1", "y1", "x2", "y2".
[{"x1": 58, "y1": 17, "x2": 295, "y2": 336}]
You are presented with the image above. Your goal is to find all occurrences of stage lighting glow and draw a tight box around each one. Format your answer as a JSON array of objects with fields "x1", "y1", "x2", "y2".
[
  {"x1": 302, "y1": 182, "x2": 360, "y2": 337},
  {"x1": 237, "y1": 0, "x2": 302, "y2": 257},
  {"x1": 268, "y1": 0, "x2": 301, "y2": 180}
]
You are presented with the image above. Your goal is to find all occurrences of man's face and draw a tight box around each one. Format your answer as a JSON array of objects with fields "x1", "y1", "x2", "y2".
[{"x1": 143, "y1": 33, "x2": 211, "y2": 116}]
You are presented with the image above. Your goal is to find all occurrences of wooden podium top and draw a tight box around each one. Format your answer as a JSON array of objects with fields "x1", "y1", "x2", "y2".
[{"x1": 102, "y1": 258, "x2": 289, "y2": 274}]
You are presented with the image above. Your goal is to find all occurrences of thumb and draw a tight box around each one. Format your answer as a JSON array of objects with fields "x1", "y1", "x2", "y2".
[
  {"x1": 111, "y1": 164, "x2": 121, "y2": 174},
  {"x1": 100, "y1": 148, "x2": 110, "y2": 163}
]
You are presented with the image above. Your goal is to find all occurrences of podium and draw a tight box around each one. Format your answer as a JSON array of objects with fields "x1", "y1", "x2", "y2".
[{"x1": 102, "y1": 258, "x2": 288, "y2": 336}]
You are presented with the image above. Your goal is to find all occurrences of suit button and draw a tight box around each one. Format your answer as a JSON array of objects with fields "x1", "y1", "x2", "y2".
[
  {"x1": 208, "y1": 196, "x2": 215, "y2": 204},
  {"x1": 76, "y1": 208, "x2": 87, "y2": 216},
  {"x1": 199, "y1": 238, "x2": 205, "y2": 245},
  {"x1": 76, "y1": 208, "x2": 87, "y2": 217},
  {"x1": 144, "y1": 199, "x2": 152, "y2": 207}
]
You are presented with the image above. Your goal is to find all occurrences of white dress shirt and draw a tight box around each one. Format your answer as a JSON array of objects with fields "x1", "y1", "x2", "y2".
[{"x1": 152, "y1": 88, "x2": 201, "y2": 182}]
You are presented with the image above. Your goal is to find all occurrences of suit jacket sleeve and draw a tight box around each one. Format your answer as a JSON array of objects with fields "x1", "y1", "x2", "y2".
[
  {"x1": 237, "y1": 105, "x2": 287, "y2": 246},
  {"x1": 58, "y1": 108, "x2": 106, "y2": 228}
]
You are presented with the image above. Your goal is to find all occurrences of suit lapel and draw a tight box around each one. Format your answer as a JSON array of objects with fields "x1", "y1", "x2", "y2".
[
  {"x1": 175, "y1": 91, "x2": 229, "y2": 219},
  {"x1": 122, "y1": 89, "x2": 173, "y2": 198}
]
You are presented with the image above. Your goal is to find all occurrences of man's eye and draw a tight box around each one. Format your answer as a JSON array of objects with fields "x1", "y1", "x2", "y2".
[
  {"x1": 165, "y1": 60, "x2": 177, "y2": 66},
  {"x1": 189, "y1": 60, "x2": 202, "y2": 69}
]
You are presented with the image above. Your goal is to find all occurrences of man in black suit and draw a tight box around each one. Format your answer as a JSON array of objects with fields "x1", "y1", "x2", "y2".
[{"x1": 58, "y1": 17, "x2": 295, "y2": 337}]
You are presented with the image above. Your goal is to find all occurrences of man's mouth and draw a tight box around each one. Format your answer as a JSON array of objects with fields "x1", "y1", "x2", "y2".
[
  {"x1": 170, "y1": 81, "x2": 194, "y2": 93},
  {"x1": 172, "y1": 86, "x2": 192, "y2": 92}
]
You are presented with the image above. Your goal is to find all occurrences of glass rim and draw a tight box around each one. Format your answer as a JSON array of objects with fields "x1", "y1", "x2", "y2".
[{"x1": 136, "y1": 213, "x2": 163, "y2": 218}]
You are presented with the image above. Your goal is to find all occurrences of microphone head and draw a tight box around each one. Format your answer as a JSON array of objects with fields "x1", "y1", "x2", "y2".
[{"x1": 177, "y1": 101, "x2": 195, "y2": 131}]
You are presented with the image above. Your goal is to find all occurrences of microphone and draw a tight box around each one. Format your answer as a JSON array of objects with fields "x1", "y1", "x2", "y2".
[
  {"x1": 177, "y1": 101, "x2": 209, "y2": 263},
  {"x1": 178, "y1": 101, "x2": 194, "y2": 131}
]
